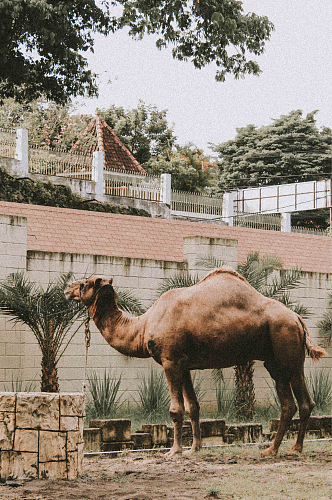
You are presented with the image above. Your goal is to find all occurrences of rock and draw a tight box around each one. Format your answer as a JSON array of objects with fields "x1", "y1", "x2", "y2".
[
  {"x1": 226, "y1": 423, "x2": 262, "y2": 443},
  {"x1": 83, "y1": 428, "x2": 102, "y2": 452},
  {"x1": 141, "y1": 424, "x2": 167, "y2": 445},
  {"x1": 16, "y1": 393, "x2": 59, "y2": 431},
  {"x1": 131, "y1": 432, "x2": 152, "y2": 449},
  {"x1": 200, "y1": 419, "x2": 226, "y2": 438},
  {"x1": 39, "y1": 431, "x2": 66, "y2": 462}
]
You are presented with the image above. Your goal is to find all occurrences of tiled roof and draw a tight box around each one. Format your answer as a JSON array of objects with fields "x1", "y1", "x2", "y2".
[
  {"x1": 1, "y1": 202, "x2": 331, "y2": 274},
  {"x1": 70, "y1": 113, "x2": 146, "y2": 174}
]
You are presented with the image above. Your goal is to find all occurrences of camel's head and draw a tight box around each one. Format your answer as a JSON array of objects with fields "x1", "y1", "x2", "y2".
[{"x1": 64, "y1": 276, "x2": 114, "y2": 307}]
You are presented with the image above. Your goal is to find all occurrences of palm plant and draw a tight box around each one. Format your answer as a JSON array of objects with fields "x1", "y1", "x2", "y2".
[
  {"x1": 305, "y1": 369, "x2": 332, "y2": 414},
  {"x1": 0, "y1": 271, "x2": 86, "y2": 392},
  {"x1": 318, "y1": 293, "x2": 332, "y2": 346}
]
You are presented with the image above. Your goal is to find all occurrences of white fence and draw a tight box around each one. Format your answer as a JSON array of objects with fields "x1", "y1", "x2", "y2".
[
  {"x1": 0, "y1": 129, "x2": 16, "y2": 159},
  {"x1": 104, "y1": 169, "x2": 162, "y2": 202},
  {"x1": 171, "y1": 190, "x2": 223, "y2": 219},
  {"x1": 29, "y1": 147, "x2": 93, "y2": 179}
]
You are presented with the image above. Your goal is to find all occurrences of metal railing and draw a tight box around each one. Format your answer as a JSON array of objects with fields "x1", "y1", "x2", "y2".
[
  {"x1": 171, "y1": 190, "x2": 223, "y2": 217},
  {"x1": 0, "y1": 129, "x2": 16, "y2": 159},
  {"x1": 233, "y1": 213, "x2": 282, "y2": 231},
  {"x1": 104, "y1": 169, "x2": 162, "y2": 201},
  {"x1": 291, "y1": 226, "x2": 331, "y2": 237},
  {"x1": 28, "y1": 147, "x2": 93, "y2": 179}
]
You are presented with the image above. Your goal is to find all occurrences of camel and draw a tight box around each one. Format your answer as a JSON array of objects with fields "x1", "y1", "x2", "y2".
[{"x1": 65, "y1": 269, "x2": 327, "y2": 457}]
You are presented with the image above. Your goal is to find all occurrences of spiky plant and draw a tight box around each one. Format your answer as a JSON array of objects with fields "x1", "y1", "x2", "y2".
[
  {"x1": 306, "y1": 369, "x2": 332, "y2": 414},
  {"x1": 86, "y1": 370, "x2": 123, "y2": 420},
  {"x1": 136, "y1": 366, "x2": 170, "y2": 419},
  {"x1": 0, "y1": 271, "x2": 86, "y2": 392},
  {"x1": 318, "y1": 293, "x2": 332, "y2": 346}
]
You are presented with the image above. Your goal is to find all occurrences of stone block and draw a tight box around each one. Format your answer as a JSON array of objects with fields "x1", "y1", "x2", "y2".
[
  {"x1": 39, "y1": 461, "x2": 67, "y2": 480},
  {"x1": 90, "y1": 419, "x2": 131, "y2": 442},
  {"x1": 84, "y1": 428, "x2": 102, "y2": 452},
  {"x1": 0, "y1": 393, "x2": 16, "y2": 412},
  {"x1": 67, "y1": 452, "x2": 78, "y2": 480},
  {"x1": 60, "y1": 393, "x2": 85, "y2": 417},
  {"x1": 199, "y1": 419, "x2": 226, "y2": 438},
  {"x1": 141, "y1": 424, "x2": 167, "y2": 445},
  {"x1": 202, "y1": 436, "x2": 225, "y2": 447},
  {"x1": 0, "y1": 451, "x2": 38, "y2": 480},
  {"x1": 67, "y1": 431, "x2": 83, "y2": 452},
  {"x1": 16, "y1": 393, "x2": 60, "y2": 430},
  {"x1": 0, "y1": 412, "x2": 15, "y2": 450},
  {"x1": 269, "y1": 416, "x2": 331, "y2": 436},
  {"x1": 131, "y1": 432, "x2": 152, "y2": 449},
  {"x1": 226, "y1": 423, "x2": 262, "y2": 443},
  {"x1": 39, "y1": 431, "x2": 66, "y2": 462},
  {"x1": 60, "y1": 416, "x2": 79, "y2": 431},
  {"x1": 100, "y1": 441, "x2": 134, "y2": 452},
  {"x1": 13, "y1": 429, "x2": 38, "y2": 453}
]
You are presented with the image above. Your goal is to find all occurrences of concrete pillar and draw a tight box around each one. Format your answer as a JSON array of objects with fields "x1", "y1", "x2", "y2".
[
  {"x1": 92, "y1": 151, "x2": 104, "y2": 201},
  {"x1": 222, "y1": 192, "x2": 234, "y2": 226},
  {"x1": 281, "y1": 212, "x2": 291, "y2": 232},
  {"x1": 14, "y1": 128, "x2": 29, "y2": 175},
  {"x1": 161, "y1": 173, "x2": 171, "y2": 206}
]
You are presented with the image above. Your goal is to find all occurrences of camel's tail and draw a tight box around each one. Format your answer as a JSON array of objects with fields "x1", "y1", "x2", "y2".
[{"x1": 297, "y1": 315, "x2": 327, "y2": 361}]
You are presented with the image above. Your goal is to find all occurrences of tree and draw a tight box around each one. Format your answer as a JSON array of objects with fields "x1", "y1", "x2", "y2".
[
  {"x1": 1, "y1": 1, "x2": 273, "y2": 104},
  {"x1": 0, "y1": 0, "x2": 110, "y2": 104},
  {"x1": 0, "y1": 271, "x2": 145, "y2": 392},
  {"x1": 0, "y1": 97, "x2": 91, "y2": 149},
  {"x1": 214, "y1": 110, "x2": 332, "y2": 191},
  {"x1": 100, "y1": 101, "x2": 176, "y2": 164},
  {"x1": 115, "y1": 0, "x2": 274, "y2": 82},
  {"x1": 0, "y1": 272, "x2": 86, "y2": 392},
  {"x1": 145, "y1": 144, "x2": 219, "y2": 192}
]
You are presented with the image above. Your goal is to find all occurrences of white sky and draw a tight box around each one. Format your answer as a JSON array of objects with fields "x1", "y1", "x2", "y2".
[{"x1": 74, "y1": 0, "x2": 332, "y2": 155}]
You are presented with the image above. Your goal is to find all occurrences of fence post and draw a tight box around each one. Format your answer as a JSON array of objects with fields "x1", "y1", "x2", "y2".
[
  {"x1": 92, "y1": 151, "x2": 104, "y2": 201},
  {"x1": 281, "y1": 212, "x2": 291, "y2": 232},
  {"x1": 14, "y1": 128, "x2": 29, "y2": 175},
  {"x1": 222, "y1": 192, "x2": 234, "y2": 226},
  {"x1": 161, "y1": 173, "x2": 171, "y2": 206}
]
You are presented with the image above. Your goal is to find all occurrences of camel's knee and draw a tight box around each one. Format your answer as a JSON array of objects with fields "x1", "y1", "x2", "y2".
[
  {"x1": 169, "y1": 404, "x2": 184, "y2": 424},
  {"x1": 185, "y1": 401, "x2": 200, "y2": 421},
  {"x1": 299, "y1": 400, "x2": 315, "y2": 420}
]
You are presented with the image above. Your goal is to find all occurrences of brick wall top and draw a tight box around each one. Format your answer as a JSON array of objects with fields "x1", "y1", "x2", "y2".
[{"x1": 0, "y1": 201, "x2": 331, "y2": 273}]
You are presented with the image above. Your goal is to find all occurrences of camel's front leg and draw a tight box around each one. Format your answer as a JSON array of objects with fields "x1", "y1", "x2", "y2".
[
  {"x1": 163, "y1": 360, "x2": 184, "y2": 457},
  {"x1": 183, "y1": 370, "x2": 201, "y2": 455}
]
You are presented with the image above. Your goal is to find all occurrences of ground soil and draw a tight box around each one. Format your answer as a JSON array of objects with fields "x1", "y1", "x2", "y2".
[{"x1": 0, "y1": 442, "x2": 331, "y2": 500}]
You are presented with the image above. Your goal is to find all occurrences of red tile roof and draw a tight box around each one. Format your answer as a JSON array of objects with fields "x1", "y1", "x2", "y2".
[
  {"x1": 1, "y1": 202, "x2": 331, "y2": 274},
  {"x1": 70, "y1": 113, "x2": 146, "y2": 174}
]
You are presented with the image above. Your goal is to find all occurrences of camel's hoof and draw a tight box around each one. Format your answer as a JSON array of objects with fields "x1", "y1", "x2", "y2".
[
  {"x1": 260, "y1": 447, "x2": 278, "y2": 457},
  {"x1": 183, "y1": 448, "x2": 200, "y2": 457},
  {"x1": 164, "y1": 449, "x2": 182, "y2": 458},
  {"x1": 285, "y1": 446, "x2": 302, "y2": 456}
]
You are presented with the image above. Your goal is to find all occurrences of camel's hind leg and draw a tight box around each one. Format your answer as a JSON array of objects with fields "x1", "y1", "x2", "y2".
[
  {"x1": 163, "y1": 360, "x2": 185, "y2": 456},
  {"x1": 182, "y1": 370, "x2": 201, "y2": 455},
  {"x1": 261, "y1": 368, "x2": 297, "y2": 456},
  {"x1": 287, "y1": 374, "x2": 315, "y2": 454}
]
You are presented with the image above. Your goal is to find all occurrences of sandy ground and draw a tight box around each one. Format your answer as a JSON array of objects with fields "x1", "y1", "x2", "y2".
[{"x1": 0, "y1": 443, "x2": 331, "y2": 500}]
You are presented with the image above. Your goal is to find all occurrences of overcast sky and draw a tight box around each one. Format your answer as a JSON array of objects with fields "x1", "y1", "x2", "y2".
[{"x1": 74, "y1": 0, "x2": 332, "y2": 155}]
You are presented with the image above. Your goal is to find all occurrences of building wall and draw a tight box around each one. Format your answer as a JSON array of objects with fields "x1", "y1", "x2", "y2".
[{"x1": 0, "y1": 210, "x2": 331, "y2": 412}]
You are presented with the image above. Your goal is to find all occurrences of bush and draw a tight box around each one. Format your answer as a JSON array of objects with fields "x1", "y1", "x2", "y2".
[{"x1": 86, "y1": 370, "x2": 123, "y2": 421}]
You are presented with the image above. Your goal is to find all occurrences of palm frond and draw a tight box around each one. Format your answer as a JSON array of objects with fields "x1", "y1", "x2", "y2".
[
  {"x1": 116, "y1": 290, "x2": 145, "y2": 315},
  {"x1": 157, "y1": 272, "x2": 200, "y2": 297},
  {"x1": 264, "y1": 269, "x2": 303, "y2": 298},
  {"x1": 318, "y1": 293, "x2": 332, "y2": 346},
  {"x1": 195, "y1": 256, "x2": 224, "y2": 269},
  {"x1": 237, "y1": 252, "x2": 282, "y2": 293}
]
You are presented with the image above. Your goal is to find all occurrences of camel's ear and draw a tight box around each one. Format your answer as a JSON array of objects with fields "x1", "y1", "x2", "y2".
[
  {"x1": 94, "y1": 278, "x2": 103, "y2": 289},
  {"x1": 109, "y1": 278, "x2": 113, "y2": 285}
]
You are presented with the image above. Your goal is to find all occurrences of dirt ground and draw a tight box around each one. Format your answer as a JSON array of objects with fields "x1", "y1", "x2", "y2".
[{"x1": 0, "y1": 442, "x2": 331, "y2": 500}]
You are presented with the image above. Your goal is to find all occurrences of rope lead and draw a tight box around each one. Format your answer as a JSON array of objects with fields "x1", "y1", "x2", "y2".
[{"x1": 82, "y1": 312, "x2": 91, "y2": 394}]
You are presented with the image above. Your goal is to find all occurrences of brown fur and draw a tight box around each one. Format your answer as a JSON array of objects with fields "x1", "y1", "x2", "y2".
[{"x1": 65, "y1": 271, "x2": 326, "y2": 457}]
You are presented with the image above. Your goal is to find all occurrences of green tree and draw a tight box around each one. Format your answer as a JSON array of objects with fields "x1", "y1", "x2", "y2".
[
  {"x1": 145, "y1": 144, "x2": 219, "y2": 192},
  {"x1": 115, "y1": 0, "x2": 274, "y2": 82},
  {"x1": 0, "y1": 0, "x2": 110, "y2": 104},
  {"x1": 100, "y1": 101, "x2": 176, "y2": 164},
  {"x1": 0, "y1": 97, "x2": 91, "y2": 149},
  {"x1": 0, "y1": 272, "x2": 86, "y2": 392},
  {"x1": 1, "y1": 1, "x2": 273, "y2": 104},
  {"x1": 214, "y1": 110, "x2": 332, "y2": 191}
]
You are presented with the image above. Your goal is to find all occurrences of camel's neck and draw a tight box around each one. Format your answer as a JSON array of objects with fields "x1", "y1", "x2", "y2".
[{"x1": 88, "y1": 294, "x2": 149, "y2": 358}]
